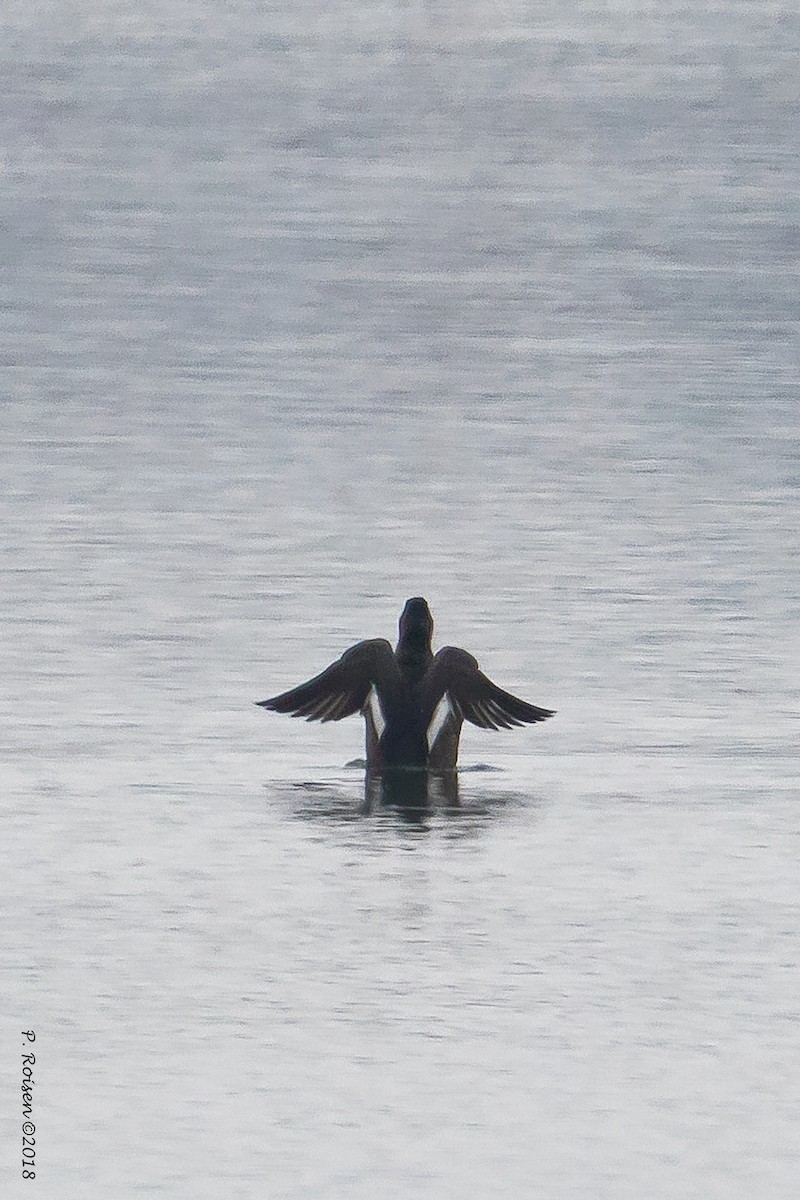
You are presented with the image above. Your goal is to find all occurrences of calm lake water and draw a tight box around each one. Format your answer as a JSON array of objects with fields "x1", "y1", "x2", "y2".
[{"x1": 2, "y1": 2, "x2": 799, "y2": 1197}]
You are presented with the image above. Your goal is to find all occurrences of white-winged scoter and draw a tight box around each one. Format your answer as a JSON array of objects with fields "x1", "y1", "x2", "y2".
[{"x1": 257, "y1": 597, "x2": 554, "y2": 772}]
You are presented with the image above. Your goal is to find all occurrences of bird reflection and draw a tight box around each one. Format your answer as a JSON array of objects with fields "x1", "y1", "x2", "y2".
[
  {"x1": 363, "y1": 768, "x2": 460, "y2": 820},
  {"x1": 282, "y1": 763, "x2": 535, "y2": 835}
]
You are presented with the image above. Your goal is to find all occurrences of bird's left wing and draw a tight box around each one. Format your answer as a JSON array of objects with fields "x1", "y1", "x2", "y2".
[{"x1": 256, "y1": 638, "x2": 400, "y2": 724}]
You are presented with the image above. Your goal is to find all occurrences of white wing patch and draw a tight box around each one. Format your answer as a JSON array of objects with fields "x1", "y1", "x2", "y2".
[
  {"x1": 426, "y1": 693, "x2": 454, "y2": 752},
  {"x1": 366, "y1": 686, "x2": 386, "y2": 740}
]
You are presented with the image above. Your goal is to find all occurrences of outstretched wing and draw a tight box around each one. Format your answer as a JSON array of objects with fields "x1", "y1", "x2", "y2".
[
  {"x1": 256, "y1": 638, "x2": 400, "y2": 724},
  {"x1": 421, "y1": 646, "x2": 555, "y2": 732}
]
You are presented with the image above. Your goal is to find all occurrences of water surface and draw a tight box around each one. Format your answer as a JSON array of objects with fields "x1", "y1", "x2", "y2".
[{"x1": 2, "y1": 2, "x2": 799, "y2": 1196}]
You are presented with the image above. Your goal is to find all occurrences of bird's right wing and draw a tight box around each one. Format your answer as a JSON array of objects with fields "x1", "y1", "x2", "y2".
[
  {"x1": 421, "y1": 646, "x2": 555, "y2": 732},
  {"x1": 256, "y1": 638, "x2": 401, "y2": 724}
]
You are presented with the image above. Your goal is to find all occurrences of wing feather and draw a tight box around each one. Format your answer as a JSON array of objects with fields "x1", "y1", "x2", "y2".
[
  {"x1": 421, "y1": 646, "x2": 554, "y2": 733},
  {"x1": 257, "y1": 638, "x2": 400, "y2": 725}
]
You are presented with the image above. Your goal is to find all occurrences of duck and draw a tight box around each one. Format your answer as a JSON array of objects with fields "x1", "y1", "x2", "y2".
[{"x1": 257, "y1": 598, "x2": 554, "y2": 773}]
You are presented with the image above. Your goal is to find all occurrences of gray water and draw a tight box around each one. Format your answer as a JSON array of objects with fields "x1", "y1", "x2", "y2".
[{"x1": 2, "y1": 2, "x2": 799, "y2": 1196}]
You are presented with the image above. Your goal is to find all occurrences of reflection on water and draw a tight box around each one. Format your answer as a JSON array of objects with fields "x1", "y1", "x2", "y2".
[
  {"x1": 366, "y1": 769, "x2": 462, "y2": 817},
  {"x1": 280, "y1": 773, "x2": 537, "y2": 836}
]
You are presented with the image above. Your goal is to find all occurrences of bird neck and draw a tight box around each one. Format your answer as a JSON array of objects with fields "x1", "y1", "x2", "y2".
[{"x1": 396, "y1": 630, "x2": 433, "y2": 682}]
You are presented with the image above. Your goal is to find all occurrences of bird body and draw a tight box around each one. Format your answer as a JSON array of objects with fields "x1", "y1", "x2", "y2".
[{"x1": 257, "y1": 598, "x2": 554, "y2": 773}]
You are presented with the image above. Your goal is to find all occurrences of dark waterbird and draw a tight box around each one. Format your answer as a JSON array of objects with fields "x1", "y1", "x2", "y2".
[{"x1": 257, "y1": 598, "x2": 554, "y2": 774}]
